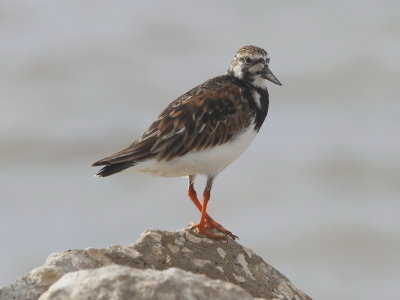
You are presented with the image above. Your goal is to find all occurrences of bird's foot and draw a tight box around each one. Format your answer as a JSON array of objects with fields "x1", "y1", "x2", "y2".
[
  {"x1": 190, "y1": 223, "x2": 226, "y2": 239},
  {"x1": 190, "y1": 216, "x2": 238, "y2": 240},
  {"x1": 204, "y1": 216, "x2": 238, "y2": 240}
]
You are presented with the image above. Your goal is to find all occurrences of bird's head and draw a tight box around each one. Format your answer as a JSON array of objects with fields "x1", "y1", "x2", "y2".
[{"x1": 228, "y1": 45, "x2": 282, "y2": 89}]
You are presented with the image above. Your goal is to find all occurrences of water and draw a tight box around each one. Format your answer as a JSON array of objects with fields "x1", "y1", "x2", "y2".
[{"x1": 1, "y1": 1, "x2": 399, "y2": 299}]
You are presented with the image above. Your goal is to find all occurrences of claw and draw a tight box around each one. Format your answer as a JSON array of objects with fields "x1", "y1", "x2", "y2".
[
  {"x1": 191, "y1": 223, "x2": 226, "y2": 239},
  {"x1": 204, "y1": 217, "x2": 238, "y2": 240},
  {"x1": 188, "y1": 215, "x2": 238, "y2": 240}
]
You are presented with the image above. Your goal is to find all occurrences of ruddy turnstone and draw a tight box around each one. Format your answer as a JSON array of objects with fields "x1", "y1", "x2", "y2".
[{"x1": 93, "y1": 45, "x2": 281, "y2": 239}]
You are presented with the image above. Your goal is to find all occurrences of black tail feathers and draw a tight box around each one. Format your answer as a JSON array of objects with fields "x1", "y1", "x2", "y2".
[{"x1": 95, "y1": 162, "x2": 133, "y2": 177}]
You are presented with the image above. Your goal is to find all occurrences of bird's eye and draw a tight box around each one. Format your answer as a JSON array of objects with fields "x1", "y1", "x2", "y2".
[{"x1": 244, "y1": 57, "x2": 252, "y2": 64}]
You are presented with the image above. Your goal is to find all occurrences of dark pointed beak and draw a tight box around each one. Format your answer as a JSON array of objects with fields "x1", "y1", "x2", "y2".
[{"x1": 261, "y1": 65, "x2": 282, "y2": 86}]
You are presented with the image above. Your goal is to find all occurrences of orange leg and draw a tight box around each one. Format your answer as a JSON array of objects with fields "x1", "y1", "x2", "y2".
[
  {"x1": 188, "y1": 182, "x2": 202, "y2": 212},
  {"x1": 191, "y1": 190, "x2": 225, "y2": 239},
  {"x1": 187, "y1": 176, "x2": 238, "y2": 240}
]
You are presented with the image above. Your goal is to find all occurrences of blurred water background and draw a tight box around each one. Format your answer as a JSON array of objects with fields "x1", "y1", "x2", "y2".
[{"x1": 1, "y1": 1, "x2": 399, "y2": 299}]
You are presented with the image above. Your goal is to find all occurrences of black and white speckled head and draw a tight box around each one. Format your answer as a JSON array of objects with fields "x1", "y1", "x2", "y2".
[{"x1": 227, "y1": 45, "x2": 281, "y2": 89}]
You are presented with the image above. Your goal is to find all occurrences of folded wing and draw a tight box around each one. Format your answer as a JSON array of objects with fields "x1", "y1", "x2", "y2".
[{"x1": 92, "y1": 80, "x2": 254, "y2": 176}]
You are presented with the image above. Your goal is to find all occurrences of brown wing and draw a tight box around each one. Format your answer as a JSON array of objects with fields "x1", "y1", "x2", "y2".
[{"x1": 93, "y1": 78, "x2": 254, "y2": 166}]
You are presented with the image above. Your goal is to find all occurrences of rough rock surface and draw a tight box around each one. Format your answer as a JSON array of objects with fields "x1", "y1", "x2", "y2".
[
  {"x1": 39, "y1": 265, "x2": 255, "y2": 300},
  {"x1": 0, "y1": 228, "x2": 311, "y2": 300}
]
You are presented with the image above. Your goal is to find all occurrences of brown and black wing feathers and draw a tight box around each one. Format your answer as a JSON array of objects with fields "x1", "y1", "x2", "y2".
[{"x1": 92, "y1": 76, "x2": 255, "y2": 176}]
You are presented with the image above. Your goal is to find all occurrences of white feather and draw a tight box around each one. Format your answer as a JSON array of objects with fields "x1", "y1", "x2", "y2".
[
  {"x1": 231, "y1": 64, "x2": 243, "y2": 79},
  {"x1": 131, "y1": 125, "x2": 258, "y2": 177},
  {"x1": 251, "y1": 77, "x2": 267, "y2": 90},
  {"x1": 251, "y1": 90, "x2": 262, "y2": 109}
]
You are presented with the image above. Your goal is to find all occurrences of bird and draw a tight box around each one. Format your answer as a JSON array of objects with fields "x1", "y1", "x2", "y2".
[{"x1": 92, "y1": 45, "x2": 281, "y2": 239}]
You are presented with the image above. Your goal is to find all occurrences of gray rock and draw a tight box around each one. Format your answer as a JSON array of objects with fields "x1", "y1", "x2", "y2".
[
  {"x1": 0, "y1": 228, "x2": 311, "y2": 300},
  {"x1": 39, "y1": 265, "x2": 255, "y2": 300}
]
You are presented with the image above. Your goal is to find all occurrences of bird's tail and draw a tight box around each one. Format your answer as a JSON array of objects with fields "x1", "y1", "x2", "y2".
[{"x1": 93, "y1": 162, "x2": 134, "y2": 177}]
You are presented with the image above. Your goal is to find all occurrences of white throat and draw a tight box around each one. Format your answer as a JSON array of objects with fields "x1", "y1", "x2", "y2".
[{"x1": 251, "y1": 76, "x2": 268, "y2": 90}]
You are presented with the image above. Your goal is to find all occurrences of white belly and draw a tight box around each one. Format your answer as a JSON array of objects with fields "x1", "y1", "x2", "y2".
[{"x1": 132, "y1": 126, "x2": 258, "y2": 177}]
